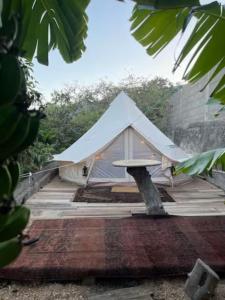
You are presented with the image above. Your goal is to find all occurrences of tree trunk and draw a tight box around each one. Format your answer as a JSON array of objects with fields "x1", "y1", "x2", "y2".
[{"x1": 127, "y1": 166, "x2": 167, "y2": 216}]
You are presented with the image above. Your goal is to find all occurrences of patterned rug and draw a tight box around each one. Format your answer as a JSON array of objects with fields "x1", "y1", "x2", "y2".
[
  {"x1": 74, "y1": 186, "x2": 174, "y2": 203},
  {"x1": 1, "y1": 216, "x2": 225, "y2": 281}
]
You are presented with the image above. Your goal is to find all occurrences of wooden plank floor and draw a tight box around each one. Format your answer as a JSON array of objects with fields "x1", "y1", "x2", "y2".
[
  {"x1": 88, "y1": 286, "x2": 154, "y2": 300},
  {"x1": 26, "y1": 177, "x2": 225, "y2": 220}
]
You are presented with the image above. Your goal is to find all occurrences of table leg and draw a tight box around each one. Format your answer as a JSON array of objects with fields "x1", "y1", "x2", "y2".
[{"x1": 127, "y1": 166, "x2": 167, "y2": 216}]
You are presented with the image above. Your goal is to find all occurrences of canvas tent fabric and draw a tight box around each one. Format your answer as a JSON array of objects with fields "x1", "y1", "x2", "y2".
[{"x1": 54, "y1": 92, "x2": 190, "y2": 185}]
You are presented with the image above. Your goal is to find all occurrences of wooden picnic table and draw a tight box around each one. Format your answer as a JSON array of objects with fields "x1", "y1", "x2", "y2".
[{"x1": 113, "y1": 159, "x2": 167, "y2": 216}]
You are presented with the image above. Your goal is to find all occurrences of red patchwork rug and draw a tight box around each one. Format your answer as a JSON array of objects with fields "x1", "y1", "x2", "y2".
[{"x1": 1, "y1": 216, "x2": 225, "y2": 281}]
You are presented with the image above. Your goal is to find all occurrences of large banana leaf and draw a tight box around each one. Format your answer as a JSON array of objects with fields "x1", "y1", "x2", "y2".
[
  {"x1": 0, "y1": 0, "x2": 2, "y2": 27},
  {"x1": 131, "y1": 0, "x2": 225, "y2": 104},
  {"x1": 2, "y1": 0, "x2": 90, "y2": 65},
  {"x1": 176, "y1": 148, "x2": 225, "y2": 175},
  {"x1": 134, "y1": 0, "x2": 200, "y2": 9}
]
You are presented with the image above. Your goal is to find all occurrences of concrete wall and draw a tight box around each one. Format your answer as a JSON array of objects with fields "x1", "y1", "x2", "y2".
[
  {"x1": 172, "y1": 121, "x2": 225, "y2": 153},
  {"x1": 167, "y1": 73, "x2": 225, "y2": 153},
  {"x1": 206, "y1": 170, "x2": 225, "y2": 191},
  {"x1": 166, "y1": 72, "x2": 225, "y2": 190},
  {"x1": 15, "y1": 162, "x2": 58, "y2": 204}
]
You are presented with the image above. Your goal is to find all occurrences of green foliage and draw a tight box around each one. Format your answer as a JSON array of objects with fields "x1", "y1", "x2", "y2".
[
  {"x1": 133, "y1": 0, "x2": 200, "y2": 8},
  {"x1": 7, "y1": 161, "x2": 20, "y2": 192},
  {"x1": 0, "y1": 165, "x2": 12, "y2": 198},
  {"x1": 0, "y1": 112, "x2": 41, "y2": 161},
  {"x1": 131, "y1": 6, "x2": 189, "y2": 56},
  {"x1": 176, "y1": 148, "x2": 225, "y2": 176},
  {"x1": 3, "y1": 0, "x2": 90, "y2": 65},
  {"x1": 130, "y1": 1, "x2": 225, "y2": 105},
  {"x1": 20, "y1": 58, "x2": 44, "y2": 109},
  {"x1": 0, "y1": 237, "x2": 22, "y2": 268},
  {"x1": 0, "y1": 1, "x2": 3, "y2": 27},
  {"x1": 19, "y1": 141, "x2": 54, "y2": 174},
  {"x1": 0, "y1": 54, "x2": 22, "y2": 104},
  {"x1": 0, "y1": 206, "x2": 30, "y2": 242}
]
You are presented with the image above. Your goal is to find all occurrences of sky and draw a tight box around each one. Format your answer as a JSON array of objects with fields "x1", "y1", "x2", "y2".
[{"x1": 33, "y1": 0, "x2": 215, "y2": 100}]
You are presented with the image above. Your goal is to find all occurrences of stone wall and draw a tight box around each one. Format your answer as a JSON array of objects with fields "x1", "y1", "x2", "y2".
[{"x1": 167, "y1": 73, "x2": 225, "y2": 153}]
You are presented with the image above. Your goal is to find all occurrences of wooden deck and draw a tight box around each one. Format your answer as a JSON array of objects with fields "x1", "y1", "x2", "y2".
[
  {"x1": 88, "y1": 286, "x2": 154, "y2": 300},
  {"x1": 25, "y1": 177, "x2": 225, "y2": 220}
]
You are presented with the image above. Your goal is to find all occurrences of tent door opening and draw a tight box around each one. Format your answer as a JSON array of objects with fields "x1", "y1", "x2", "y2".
[{"x1": 89, "y1": 127, "x2": 161, "y2": 183}]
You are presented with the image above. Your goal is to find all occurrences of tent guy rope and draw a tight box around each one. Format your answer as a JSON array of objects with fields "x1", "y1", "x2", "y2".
[{"x1": 19, "y1": 162, "x2": 76, "y2": 179}]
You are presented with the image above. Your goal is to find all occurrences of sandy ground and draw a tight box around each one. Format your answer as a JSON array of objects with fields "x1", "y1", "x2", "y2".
[{"x1": 0, "y1": 279, "x2": 225, "y2": 300}]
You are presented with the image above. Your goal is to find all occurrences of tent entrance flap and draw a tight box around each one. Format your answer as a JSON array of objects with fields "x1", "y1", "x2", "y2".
[
  {"x1": 89, "y1": 130, "x2": 127, "y2": 181},
  {"x1": 89, "y1": 127, "x2": 165, "y2": 183}
]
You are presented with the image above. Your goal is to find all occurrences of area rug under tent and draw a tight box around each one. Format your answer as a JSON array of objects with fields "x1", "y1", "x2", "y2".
[
  {"x1": 1, "y1": 216, "x2": 225, "y2": 281},
  {"x1": 74, "y1": 185, "x2": 175, "y2": 203}
]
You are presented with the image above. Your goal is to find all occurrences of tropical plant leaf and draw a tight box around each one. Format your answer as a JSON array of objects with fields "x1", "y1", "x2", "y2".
[
  {"x1": 130, "y1": 5, "x2": 191, "y2": 57},
  {"x1": 0, "y1": 0, "x2": 3, "y2": 28},
  {"x1": 0, "y1": 206, "x2": 30, "y2": 242},
  {"x1": 134, "y1": 0, "x2": 200, "y2": 9},
  {"x1": 0, "y1": 237, "x2": 22, "y2": 268},
  {"x1": 176, "y1": 148, "x2": 225, "y2": 176},
  {"x1": 131, "y1": 0, "x2": 225, "y2": 104},
  {"x1": 2, "y1": 0, "x2": 90, "y2": 65}
]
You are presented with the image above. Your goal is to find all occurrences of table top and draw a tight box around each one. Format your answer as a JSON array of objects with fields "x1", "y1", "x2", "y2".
[{"x1": 113, "y1": 159, "x2": 161, "y2": 168}]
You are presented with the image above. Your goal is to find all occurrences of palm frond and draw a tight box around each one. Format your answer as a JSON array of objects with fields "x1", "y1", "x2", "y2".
[
  {"x1": 2, "y1": 0, "x2": 90, "y2": 65},
  {"x1": 176, "y1": 148, "x2": 225, "y2": 176},
  {"x1": 131, "y1": 1, "x2": 225, "y2": 104},
  {"x1": 134, "y1": 0, "x2": 200, "y2": 9},
  {"x1": 0, "y1": 0, "x2": 3, "y2": 28}
]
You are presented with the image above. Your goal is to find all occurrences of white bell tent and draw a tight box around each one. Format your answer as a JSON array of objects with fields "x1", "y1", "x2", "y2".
[{"x1": 54, "y1": 91, "x2": 189, "y2": 185}]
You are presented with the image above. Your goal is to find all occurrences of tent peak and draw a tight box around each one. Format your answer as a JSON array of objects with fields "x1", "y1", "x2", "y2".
[{"x1": 110, "y1": 91, "x2": 136, "y2": 107}]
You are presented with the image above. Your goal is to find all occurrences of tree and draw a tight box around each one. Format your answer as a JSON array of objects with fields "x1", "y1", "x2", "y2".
[
  {"x1": 0, "y1": 0, "x2": 90, "y2": 267},
  {"x1": 130, "y1": 0, "x2": 225, "y2": 175}
]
